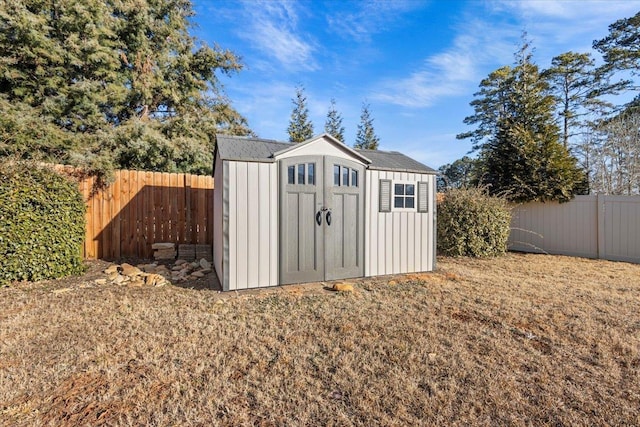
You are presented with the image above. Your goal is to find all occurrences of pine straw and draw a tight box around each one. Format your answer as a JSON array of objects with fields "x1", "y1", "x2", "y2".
[{"x1": 1, "y1": 253, "x2": 639, "y2": 426}]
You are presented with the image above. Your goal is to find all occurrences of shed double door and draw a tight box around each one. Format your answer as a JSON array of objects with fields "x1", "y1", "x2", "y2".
[{"x1": 280, "y1": 155, "x2": 364, "y2": 285}]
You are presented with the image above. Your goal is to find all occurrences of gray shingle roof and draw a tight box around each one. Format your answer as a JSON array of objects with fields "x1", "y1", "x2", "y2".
[
  {"x1": 355, "y1": 148, "x2": 436, "y2": 174},
  {"x1": 216, "y1": 135, "x2": 290, "y2": 162},
  {"x1": 215, "y1": 134, "x2": 436, "y2": 174}
]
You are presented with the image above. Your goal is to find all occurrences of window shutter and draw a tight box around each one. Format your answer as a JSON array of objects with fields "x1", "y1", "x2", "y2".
[
  {"x1": 417, "y1": 182, "x2": 429, "y2": 213},
  {"x1": 379, "y1": 179, "x2": 391, "y2": 212}
]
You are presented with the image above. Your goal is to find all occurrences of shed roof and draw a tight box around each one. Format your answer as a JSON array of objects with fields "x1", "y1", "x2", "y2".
[{"x1": 215, "y1": 134, "x2": 436, "y2": 174}]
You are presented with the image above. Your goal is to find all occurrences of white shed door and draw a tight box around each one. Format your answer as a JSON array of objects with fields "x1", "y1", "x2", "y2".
[{"x1": 279, "y1": 155, "x2": 364, "y2": 285}]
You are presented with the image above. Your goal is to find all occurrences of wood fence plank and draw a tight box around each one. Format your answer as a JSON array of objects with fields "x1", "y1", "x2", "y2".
[
  {"x1": 170, "y1": 173, "x2": 179, "y2": 242},
  {"x1": 143, "y1": 171, "x2": 152, "y2": 258},
  {"x1": 207, "y1": 177, "x2": 214, "y2": 244},
  {"x1": 112, "y1": 171, "x2": 121, "y2": 259},
  {"x1": 177, "y1": 174, "x2": 186, "y2": 243},
  {"x1": 197, "y1": 175, "x2": 206, "y2": 244}
]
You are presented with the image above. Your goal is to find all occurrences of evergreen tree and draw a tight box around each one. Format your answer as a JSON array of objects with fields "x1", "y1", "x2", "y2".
[
  {"x1": 287, "y1": 86, "x2": 314, "y2": 143},
  {"x1": 542, "y1": 52, "x2": 606, "y2": 148},
  {"x1": 593, "y1": 11, "x2": 640, "y2": 85},
  {"x1": 461, "y1": 38, "x2": 587, "y2": 203},
  {"x1": 0, "y1": 0, "x2": 251, "y2": 175},
  {"x1": 354, "y1": 103, "x2": 379, "y2": 150},
  {"x1": 437, "y1": 156, "x2": 478, "y2": 191},
  {"x1": 456, "y1": 66, "x2": 513, "y2": 151},
  {"x1": 324, "y1": 99, "x2": 345, "y2": 142}
]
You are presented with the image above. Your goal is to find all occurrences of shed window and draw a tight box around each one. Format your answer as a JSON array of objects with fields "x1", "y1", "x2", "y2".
[
  {"x1": 307, "y1": 163, "x2": 315, "y2": 185},
  {"x1": 351, "y1": 169, "x2": 358, "y2": 187},
  {"x1": 342, "y1": 167, "x2": 350, "y2": 186},
  {"x1": 334, "y1": 165, "x2": 340, "y2": 186},
  {"x1": 287, "y1": 166, "x2": 295, "y2": 184},
  {"x1": 288, "y1": 163, "x2": 316, "y2": 185},
  {"x1": 394, "y1": 184, "x2": 415, "y2": 208}
]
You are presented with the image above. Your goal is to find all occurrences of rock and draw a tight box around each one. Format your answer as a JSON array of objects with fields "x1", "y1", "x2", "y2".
[
  {"x1": 388, "y1": 280, "x2": 398, "y2": 286},
  {"x1": 152, "y1": 242, "x2": 175, "y2": 250},
  {"x1": 154, "y1": 265, "x2": 169, "y2": 272},
  {"x1": 154, "y1": 250, "x2": 176, "y2": 260},
  {"x1": 200, "y1": 268, "x2": 212, "y2": 274},
  {"x1": 138, "y1": 263, "x2": 158, "y2": 273},
  {"x1": 104, "y1": 264, "x2": 119, "y2": 275},
  {"x1": 144, "y1": 273, "x2": 166, "y2": 286},
  {"x1": 120, "y1": 263, "x2": 142, "y2": 277},
  {"x1": 191, "y1": 271, "x2": 205, "y2": 278},
  {"x1": 174, "y1": 259, "x2": 188, "y2": 266},
  {"x1": 129, "y1": 278, "x2": 145, "y2": 287},
  {"x1": 107, "y1": 272, "x2": 120, "y2": 281},
  {"x1": 332, "y1": 283, "x2": 354, "y2": 292},
  {"x1": 114, "y1": 275, "x2": 126, "y2": 285},
  {"x1": 94, "y1": 278, "x2": 107, "y2": 285},
  {"x1": 172, "y1": 265, "x2": 184, "y2": 271},
  {"x1": 199, "y1": 258, "x2": 211, "y2": 269},
  {"x1": 191, "y1": 262, "x2": 199, "y2": 268},
  {"x1": 52, "y1": 287, "x2": 72, "y2": 294}
]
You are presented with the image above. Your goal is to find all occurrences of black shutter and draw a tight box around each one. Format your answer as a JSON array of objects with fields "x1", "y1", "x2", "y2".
[
  {"x1": 417, "y1": 181, "x2": 428, "y2": 213},
  {"x1": 379, "y1": 179, "x2": 391, "y2": 212}
]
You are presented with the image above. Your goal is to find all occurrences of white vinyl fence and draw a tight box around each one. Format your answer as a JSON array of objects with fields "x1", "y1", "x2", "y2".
[{"x1": 509, "y1": 195, "x2": 640, "y2": 264}]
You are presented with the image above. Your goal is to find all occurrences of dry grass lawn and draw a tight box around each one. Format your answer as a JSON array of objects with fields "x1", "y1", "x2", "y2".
[{"x1": 1, "y1": 253, "x2": 639, "y2": 426}]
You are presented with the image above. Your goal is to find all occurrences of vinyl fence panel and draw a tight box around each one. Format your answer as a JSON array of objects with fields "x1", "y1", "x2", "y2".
[{"x1": 509, "y1": 195, "x2": 640, "y2": 263}]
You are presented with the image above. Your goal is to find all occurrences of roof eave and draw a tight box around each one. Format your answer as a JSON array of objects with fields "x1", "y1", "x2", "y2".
[{"x1": 367, "y1": 165, "x2": 437, "y2": 174}]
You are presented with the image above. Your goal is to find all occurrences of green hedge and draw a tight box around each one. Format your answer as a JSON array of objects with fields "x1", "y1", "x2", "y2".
[
  {"x1": 0, "y1": 161, "x2": 86, "y2": 284},
  {"x1": 437, "y1": 188, "x2": 511, "y2": 257}
]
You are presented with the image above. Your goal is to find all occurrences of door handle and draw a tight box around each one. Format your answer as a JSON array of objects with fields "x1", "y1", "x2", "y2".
[
  {"x1": 316, "y1": 211, "x2": 322, "y2": 226},
  {"x1": 326, "y1": 210, "x2": 332, "y2": 226}
]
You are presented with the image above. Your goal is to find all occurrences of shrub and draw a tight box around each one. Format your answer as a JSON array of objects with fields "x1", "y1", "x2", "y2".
[
  {"x1": 0, "y1": 161, "x2": 86, "y2": 284},
  {"x1": 437, "y1": 188, "x2": 511, "y2": 257}
]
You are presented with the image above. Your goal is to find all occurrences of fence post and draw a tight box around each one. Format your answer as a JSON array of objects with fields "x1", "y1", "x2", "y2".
[{"x1": 597, "y1": 194, "x2": 605, "y2": 260}]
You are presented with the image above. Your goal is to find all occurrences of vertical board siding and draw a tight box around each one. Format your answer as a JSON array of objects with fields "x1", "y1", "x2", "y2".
[
  {"x1": 224, "y1": 161, "x2": 278, "y2": 291},
  {"x1": 213, "y1": 157, "x2": 224, "y2": 283},
  {"x1": 364, "y1": 170, "x2": 435, "y2": 276},
  {"x1": 54, "y1": 165, "x2": 214, "y2": 260},
  {"x1": 509, "y1": 195, "x2": 640, "y2": 263}
]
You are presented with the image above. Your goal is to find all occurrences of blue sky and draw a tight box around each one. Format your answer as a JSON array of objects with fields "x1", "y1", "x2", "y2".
[{"x1": 192, "y1": 0, "x2": 640, "y2": 169}]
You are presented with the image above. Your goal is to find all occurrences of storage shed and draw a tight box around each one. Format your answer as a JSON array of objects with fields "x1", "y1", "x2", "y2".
[{"x1": 213, "y1": 133, "x2": 437, "y2": 291}]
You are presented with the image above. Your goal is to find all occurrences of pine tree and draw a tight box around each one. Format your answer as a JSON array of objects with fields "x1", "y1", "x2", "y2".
[
  {"x1": 593, "y1": 11, "x2": 640, "y2": 83},
  {"x1": 354, "y1": 103, "x2": 379, "y2": 150},
  {"x1": 324, "y1": 99, "x2": 345, "y2": 142},
  {"x1": 462, "y1": 38, "x2": 587, "y2": 203},
  {"x1": 542, "y1": 51, "x2": 618, "y2": 149},
  {"x1": 456, "y1": 66, "x2": 513, "y2": 150},
  {"x1": 0, "y1": 0, "x2": 252, "y2": 175},
  {"x1": 287, "y1": 86, "x2": 314, "y2": 143}
]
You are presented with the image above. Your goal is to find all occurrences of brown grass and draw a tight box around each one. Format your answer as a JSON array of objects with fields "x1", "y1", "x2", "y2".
[{"x1": 1, "y1": 253, "x2": 639, "y2": 426}]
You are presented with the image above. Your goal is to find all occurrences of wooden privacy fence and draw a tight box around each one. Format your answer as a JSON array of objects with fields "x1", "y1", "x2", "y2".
[
  {"x1": 509, "y1": 195, "x2": 640, "y2": 264},
  {"x1": 67, "y1": 168, "x2": 213, "y2": 259}
]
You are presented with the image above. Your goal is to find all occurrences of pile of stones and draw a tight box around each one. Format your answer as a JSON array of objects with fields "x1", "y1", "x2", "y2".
[
  {"x1": 97, "y1": 263, "x2": 169, "y2": 287},
  {"x1": 95, "y1": 258, "x2": 213, "y2": 286},
  {"x1": 169, "y1": 258, "x2": 212, "y2": 283}
]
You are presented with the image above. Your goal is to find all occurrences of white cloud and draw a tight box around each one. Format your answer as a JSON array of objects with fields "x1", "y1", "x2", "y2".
[
  {"x1": 373, "y1": 18, "x2": 517, "y2": 108},
  {"x1": 237, "y1": 1, "x2": 318, "y2": 72},
  {"x1": 327, "y1": 0, "x2": 427, "y2": 42},
  {"x1": 373, "y1": 0, "x2": 640, "y2": 109}
]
